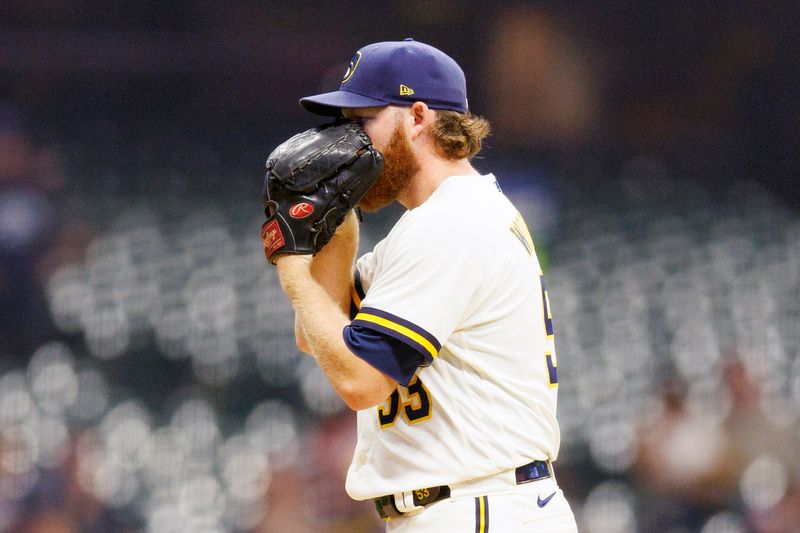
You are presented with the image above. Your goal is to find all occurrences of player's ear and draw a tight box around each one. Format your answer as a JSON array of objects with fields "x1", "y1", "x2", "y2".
[{"x1": 409, "y1": 101, "x2": 430, "y2": 139}]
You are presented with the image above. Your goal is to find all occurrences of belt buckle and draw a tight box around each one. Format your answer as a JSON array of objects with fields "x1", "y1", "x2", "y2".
[
  {"x1": 374, "y1": 485, "x2": 451, "y2": 520},
  {"x1": 394, "y1": 490, "x2": 426, "y2": 515}
]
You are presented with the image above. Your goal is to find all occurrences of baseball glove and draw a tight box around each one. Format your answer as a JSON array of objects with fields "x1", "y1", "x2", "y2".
[{"x1": 261, "y1": 120, "x2": 384, "y2": 264}]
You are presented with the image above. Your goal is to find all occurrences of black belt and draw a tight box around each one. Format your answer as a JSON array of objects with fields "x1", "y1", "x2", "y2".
[{"x1": 374, "y1": 459, "x2": 552, "y2": 520}]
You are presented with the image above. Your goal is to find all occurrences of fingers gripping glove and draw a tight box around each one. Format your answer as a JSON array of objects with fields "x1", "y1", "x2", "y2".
[{"x1": 261, "y1": 120, "x2": 384, "y2": 264}]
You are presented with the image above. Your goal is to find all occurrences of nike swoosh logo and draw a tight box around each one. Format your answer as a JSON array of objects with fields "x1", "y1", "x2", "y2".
[{"x1": 537, "y1": 491, "x2": 557, "y2": 508}]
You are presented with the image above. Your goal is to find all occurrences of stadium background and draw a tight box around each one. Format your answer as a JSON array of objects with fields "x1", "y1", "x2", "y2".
[{"x1": 1, "y1": 2, "x2": 799, "y2": 532}]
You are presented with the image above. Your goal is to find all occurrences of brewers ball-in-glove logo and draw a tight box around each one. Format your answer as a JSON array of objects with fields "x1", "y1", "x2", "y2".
[
  {"x1": 261, "y1": 120, "x2": 384, "y2": 264},
  {"x1": 341, "y1": 51, "x2": 362, "y2": 83}
]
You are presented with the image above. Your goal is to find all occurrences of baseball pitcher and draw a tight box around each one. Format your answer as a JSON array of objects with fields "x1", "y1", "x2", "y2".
[{"x1": 263, "y1": 38, "x2": 578, "y2": 532}]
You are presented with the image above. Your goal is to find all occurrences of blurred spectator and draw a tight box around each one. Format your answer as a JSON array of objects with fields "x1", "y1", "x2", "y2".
[
  {"x1": 260, "y1": 411, "x2": 380, "y2": 533},
  {"x1": 0, "y1": 103, "x2": 57, "y2": 357},
  {"x1": 633, "y1": 358, "x2": 800, "y2": 533},
  {"x1": 721, "y1": 358, "x2": 798, "y2": 473},
  {"x1": 3, "y1": 432, "x2": 132, "y2": 533},
  {"x1": 719, "y1": 358, "x2": 800, "y2": 533},
  {"x1": 483, "y1": 5, "x2": 600, "y2": 151},
  {"x1": 0, "y1": 103, "x2": 91, "y2": 358},
  {"x1": 302, "y1": 412, "x2": 380, "y2": 533},
  {"x1": 632, "y1": 378, "x2": 732, "y2": 531}
]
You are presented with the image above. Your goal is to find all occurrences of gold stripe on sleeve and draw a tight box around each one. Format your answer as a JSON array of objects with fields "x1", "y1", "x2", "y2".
[
  {"x1": 355, "y1": 313, "x2": 438, "y2": 358},
  {"x1": 351, "y1": 285, "x2": 362, "y2": 310}
]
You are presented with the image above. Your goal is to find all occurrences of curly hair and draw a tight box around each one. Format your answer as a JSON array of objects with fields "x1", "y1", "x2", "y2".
[{"x1": 428, "y1": 110, "x2": 491, "y2": 160}]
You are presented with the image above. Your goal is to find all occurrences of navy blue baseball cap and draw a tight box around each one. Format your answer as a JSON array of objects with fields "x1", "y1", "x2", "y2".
[{"x1": 300, "y1": 38, "x2": 468, "y2": 116}]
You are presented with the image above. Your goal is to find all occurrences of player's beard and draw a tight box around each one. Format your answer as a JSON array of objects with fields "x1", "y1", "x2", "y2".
[{"x1": 358, "y1": 123, "x2": 420, "y2": 212}]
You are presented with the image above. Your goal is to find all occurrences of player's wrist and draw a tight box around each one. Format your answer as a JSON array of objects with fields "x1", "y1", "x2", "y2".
[
  {"x1": 275, "y1": 253, "x2": 313, "y2": 271},
  {"x1": 275, "y1": 254, "x2": 314, "y2": 306},
  {"x1": 275, "y1": 254, "x2": 314, "y2": 295},
  {"x1": 331, "y1": 210, "x2": 360, "y2": 241}
]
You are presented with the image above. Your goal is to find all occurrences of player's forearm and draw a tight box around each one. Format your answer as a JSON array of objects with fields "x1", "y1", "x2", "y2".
[
  {"x1": 295, "y1": 211, "x2": 359, "y2": 352},
  {"x1": 310, "y1": 210, "x2": 359, "y2": 311},
  {"x1": 277, "y1": 255, "x2": 395, "y2": 410}
]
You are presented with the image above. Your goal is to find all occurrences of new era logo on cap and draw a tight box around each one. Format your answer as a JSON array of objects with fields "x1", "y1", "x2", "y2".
[{"x1": 300, "y1": 38, "x2": 468, "y2": 116}]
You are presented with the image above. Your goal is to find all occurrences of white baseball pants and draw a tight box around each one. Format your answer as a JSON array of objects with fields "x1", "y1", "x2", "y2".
[{"x1": 384, "y1": 477, "x2": 577, "y2": 532}]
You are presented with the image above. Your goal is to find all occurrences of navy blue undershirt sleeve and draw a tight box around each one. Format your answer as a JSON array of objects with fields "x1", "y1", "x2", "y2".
[
  {"x1": 343, "y1": 324, "x2": 430, "y2": 386},
  {"x1": 349, "y1": 269, "x2": 366, "y2": 320}
]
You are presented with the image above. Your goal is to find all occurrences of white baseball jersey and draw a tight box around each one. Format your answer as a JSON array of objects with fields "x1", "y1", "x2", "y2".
[{"x1": 342, "y1": 174, "x2": 560, "y2": 501}]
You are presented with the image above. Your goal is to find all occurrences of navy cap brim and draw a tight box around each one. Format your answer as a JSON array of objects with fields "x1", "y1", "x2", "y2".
[{"x1": 299, "y1": 90, "x2": 390, "y2": 116}]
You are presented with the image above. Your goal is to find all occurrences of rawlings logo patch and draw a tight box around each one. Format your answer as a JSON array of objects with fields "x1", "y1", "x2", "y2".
[
  {"x1": 261, "y1": 219, "x2": 285, "y2": 258},
  {"x1": 289, "y1": 202, "x2": 314, "y2": 219}
]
